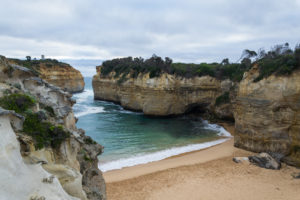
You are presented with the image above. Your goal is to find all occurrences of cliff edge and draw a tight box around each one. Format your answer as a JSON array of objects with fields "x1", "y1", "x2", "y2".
[{"x1": 8, "y1": 58, "x2": 85, "y2": 93}]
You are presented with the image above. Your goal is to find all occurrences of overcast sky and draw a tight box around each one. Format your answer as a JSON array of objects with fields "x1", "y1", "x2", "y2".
[{"x1": 0, "y1": 0, "x2": 300, "y2": 63}]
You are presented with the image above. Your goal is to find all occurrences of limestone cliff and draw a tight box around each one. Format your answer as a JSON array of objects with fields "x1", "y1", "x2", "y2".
[
  {"x1": 93, "y1": 66, "x2": 233, "y2": 116},
  {"x1": 0, "y1": 56, "x2": 106, "y2": 200},
  {"x1": 234, "y1": 65, "x2": 300, "y2": 166},
  {"x1": 8, "y1": 58, "x2": 85, "y2": 93}
]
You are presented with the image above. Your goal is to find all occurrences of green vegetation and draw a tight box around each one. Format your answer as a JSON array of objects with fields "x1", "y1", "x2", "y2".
[
  {"x1": 40, "y1": 103, "x2": 56, "y2": 117},
  {"x1": 8, "y1": 57, "x2": 68, "y2": 75},
  {"x1": 254, "y1": 43, "x2": 300, "y2": 82},
  {"x1": 215, "y1": 92, "x2": 230, "y2": 106},
  {"x1": 100, "y1": 53, "x2": 251, "y2": 81},
  {"x1": 0, "y1": 93, "x2": 67, "y2": 150},
  {"x1": 23, "y1": 113, "x2": 70, "y2": 149},
  {"x1": 0, "y1": 93, "x2": 36, "y2": 114},
  {"x1": 84, "y1": 136, "x2": 97, "y2": 145},
  {"x1": 99, "y1": 43, "x2": 300, "y2": 82}
]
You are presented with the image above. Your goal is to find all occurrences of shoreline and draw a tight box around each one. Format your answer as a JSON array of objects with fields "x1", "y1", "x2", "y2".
[
  {"x1": 105, "y1": 123, "x2": 300, "y2": 200},
  {"x1": 104, "y1": 138, "x2": 235, "y2": 182},
  {"x1": 104, "y1": 122, "x2": 235, "y2": 182}
]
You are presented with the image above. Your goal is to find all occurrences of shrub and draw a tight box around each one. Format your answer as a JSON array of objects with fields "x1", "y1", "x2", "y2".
[
  {"x1": 0, "y1": 93, "x2": 36, "y2": 114},
  {"x1": 215, "y1": 92, "x2": 230, "y2": 106},
  {"x1": 43, "y1": 105, "x2": 56, "y2": 117},
  {"x1": 84, "y1": 137, "x2": 97, "y2": 145},
  {"x1": 23, "y1": 113, "x2": 70, "y2": 149}
]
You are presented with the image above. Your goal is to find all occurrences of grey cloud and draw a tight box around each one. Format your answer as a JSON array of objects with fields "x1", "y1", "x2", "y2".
[{"x1": 0, "y1": 0, "x2": 299, "y2": 62}]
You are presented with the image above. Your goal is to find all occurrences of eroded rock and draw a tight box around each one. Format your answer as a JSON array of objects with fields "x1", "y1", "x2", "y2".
[{"x1": 248, "y1": 153, "x2": 281, "y2": 170}]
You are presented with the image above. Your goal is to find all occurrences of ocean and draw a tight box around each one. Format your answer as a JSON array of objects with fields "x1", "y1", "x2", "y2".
[{"x1": 73, "y1": 77, "x2": 231, "y2": 172}]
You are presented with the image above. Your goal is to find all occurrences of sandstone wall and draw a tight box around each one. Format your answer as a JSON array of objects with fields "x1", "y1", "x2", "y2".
[
  {"x1": 234, "y1": 65, "x2": 300, "y2": 166},
  {"x1": 92, "y1": 66, "x2": 230, "y2": 116},
  {"x1": 37, "y1": 63, "x2": 85, "y2": 93}
]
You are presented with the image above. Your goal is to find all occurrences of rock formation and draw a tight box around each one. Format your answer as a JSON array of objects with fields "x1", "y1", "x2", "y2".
[
  {"x1": 0, "y1": 56, "x2": 105, "y2": 200},
  {"x1": 8, "y1": 58, "x2": 85, "y2": 93},
  {"x1": 234, "y1": 65, "x2": 300, "y2": 166},
  {"x1": 92, "y1": 66, "x2": 233, "y2": 116},
  {"x1": 92, "y1": 62, "x2": 300, "y2": 167}
]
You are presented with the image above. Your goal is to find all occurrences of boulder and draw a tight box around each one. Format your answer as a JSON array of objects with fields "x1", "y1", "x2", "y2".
[{"x1": 248, "y1": 153, "x2": 281, "y2": 170}]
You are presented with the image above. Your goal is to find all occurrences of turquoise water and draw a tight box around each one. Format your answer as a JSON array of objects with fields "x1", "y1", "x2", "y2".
[{"x1": 73, "y1": 77, "x2": 231, "y2": 171}]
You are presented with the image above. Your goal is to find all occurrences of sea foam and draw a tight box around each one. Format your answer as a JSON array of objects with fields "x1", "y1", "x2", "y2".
[
  {"x1": 98, "y1": 138, "x2": 230, "y2": 172},
  {"x1": 75, "y1": 105, "x2": 105, "y2": 117}
]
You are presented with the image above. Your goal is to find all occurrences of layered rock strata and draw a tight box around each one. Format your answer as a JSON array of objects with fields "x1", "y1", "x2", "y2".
[
  {"x1": 92, "y1": 66, "x2": 233, "y2": 116},
  {"x1": 234, "y1": 65, "x2": 300, "y2": 166},
  {"x1": 8, "y1": 59, "x2": 85, "y2": 93}
]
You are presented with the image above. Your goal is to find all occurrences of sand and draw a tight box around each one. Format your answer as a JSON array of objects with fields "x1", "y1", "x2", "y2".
[{"x1": 104, "y1": 124, "x2": 300, "y2": 200}]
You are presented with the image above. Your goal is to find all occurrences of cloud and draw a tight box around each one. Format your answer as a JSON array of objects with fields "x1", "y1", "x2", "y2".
[{"x1": 0, "y1": 0, "x2": 299, "y2": 63}]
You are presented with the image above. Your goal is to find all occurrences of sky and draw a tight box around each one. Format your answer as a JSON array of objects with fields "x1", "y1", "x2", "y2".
[{"x1": 0, "y1": 0, "x2": 300, "y2": 64}]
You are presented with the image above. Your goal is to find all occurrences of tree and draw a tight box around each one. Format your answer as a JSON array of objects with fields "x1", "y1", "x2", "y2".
[
  {"x1": 26, "y1": 56, "x2": 31, "y2": 61},
  {"x1": 221, "y1": 58, "x2": 229, "y2": 65},
  {"x1": 240, "y1": 49, "x2": 257, "y2": 60}
]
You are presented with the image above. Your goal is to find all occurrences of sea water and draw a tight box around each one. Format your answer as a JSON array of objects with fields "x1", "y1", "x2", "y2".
[{"x1": 73, "y1": 77, "x2": 231, "y2": 172}]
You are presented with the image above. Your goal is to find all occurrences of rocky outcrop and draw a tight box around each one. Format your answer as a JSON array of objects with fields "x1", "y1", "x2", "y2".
[
  {"x1": 92, "y1": 66, "x2": 233, "y2": 116},
  {"x1": 8, "y1": 58, "x2": 85, "y2": 93},
  {"x1": 0, "y1": 56, "x2": 106, "y2": 200},
  {"x1": 248, "y1": 153, "x2": 281, "y2": 170},
  {"x1": 234, "y1": 65, "x2": 300, "y2": 167}
]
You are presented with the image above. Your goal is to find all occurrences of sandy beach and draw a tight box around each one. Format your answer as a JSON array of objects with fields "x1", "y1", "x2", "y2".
[{"x1": 104, "y1": 124, "x2": 300, "y2": 200}]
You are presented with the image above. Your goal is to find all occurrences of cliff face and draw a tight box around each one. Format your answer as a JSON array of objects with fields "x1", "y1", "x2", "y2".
[
  {"x1": 234, "y1": 65, "x2": 300, "y2": 166},
  {"x1": 37, "y1": 63, "x2": 85, "y2": 93},
  {"x1": 93, "y1": 66, "x2": 232, "y2": 116},
  {"x1": 0, "y1": 56, "x2": 106, "y2": 200},
  {"x1": 8, "y1": 59, "x2": 85, "y2": 93}
]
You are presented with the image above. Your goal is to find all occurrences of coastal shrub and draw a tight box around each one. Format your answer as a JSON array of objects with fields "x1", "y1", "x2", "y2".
[
  {"x1": 0, "y1": 93, "x2": 36, "y2": 114},
  {"x1": 254, "y1": 43, "x2": 300, "y2": 82},
  {"x1": 215, "y1": 92, "x2": 230, "y2": 106},
  {"x1": 84, "y1": 136, "x2": 97, "y2": 145},
  {"x1": 40, "y1": 103, "x2": 56, "y2": 117},
  {"x1": 23, "y1": 113, "x2": 70, "y2": 149},
  {"x1": 99, "y1": 43, "x2": 300, "y2": 82},
  {"x1": 100, "y1": 55, "x2": 247, "y2": 81}
]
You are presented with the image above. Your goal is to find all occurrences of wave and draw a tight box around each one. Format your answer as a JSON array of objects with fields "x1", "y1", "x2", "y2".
[
  {"x1": 98, "y1": 138, "x2": 229, "y2": 172},
  {"x1": 202, "y1": 120, "x2": 232, "y2": 137},
  {"x1": 75, "y1": 105, "x2": 105, "y2": 117},
  {"x1": 73, "y1": 89, "x2": 94, "y2": 104}
]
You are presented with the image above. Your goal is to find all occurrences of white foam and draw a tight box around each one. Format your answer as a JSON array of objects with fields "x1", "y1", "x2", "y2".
[
  {"x1": 202, "y1": 120, "x2": 232, "y2": 137},
  {"x1": 73, "y1": 89, "x2": 94, "y2": 103},
  {"x1": 98, "y1": 138, "x2": 229, "y2": 172},
  {"x1": 75, "y1": 105, "x2": 105, "y2": 117}
]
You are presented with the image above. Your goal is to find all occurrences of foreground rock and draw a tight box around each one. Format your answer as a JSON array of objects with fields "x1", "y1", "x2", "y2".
[
  {"x1": 234, "y1": 65, "x2": 300, "y2": 167},
  {"x1": 8, "y1": 58, "x2": 85, "y2": 93},
  {"x1": 0, "y1": 56, "x2": 105, "y2": 200},
  {"x1": 248, "y1": 153, "x2": 281, "y2": 170},
  {"x1": 93, "y1": 66, "x2": 233, "y2": 116}
]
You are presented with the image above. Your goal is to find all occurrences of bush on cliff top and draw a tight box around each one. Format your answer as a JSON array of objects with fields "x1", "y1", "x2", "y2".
[
  {"x1": 100, "y1": 55, "x2": 250, "y2": 82},
  {"x1": 99, "y1": 43, "x2": 300, "y2": 82},
  {"x1": 8, "y1": 58, "x2": 69, "y2": 75},
  {"x1": 254, "y1": 43, "x2": 300, "y2": 82}
]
